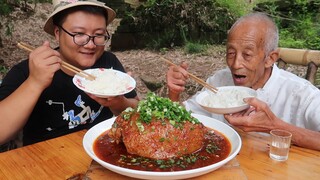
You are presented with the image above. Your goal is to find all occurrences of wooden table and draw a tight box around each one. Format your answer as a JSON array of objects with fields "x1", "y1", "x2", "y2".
[{"x1": 0, "y1": 130, "x2": 319, "y2": 180}]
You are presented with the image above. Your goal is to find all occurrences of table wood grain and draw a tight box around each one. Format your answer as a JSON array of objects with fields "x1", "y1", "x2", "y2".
[
  {"x1": 0, "y1": 130, "x2": 91, "y2": 180},
  {"x1": 0, "y1": 130, "x2": 319, "y2": 180},
  {"x1": 236, "y1": 131, "x2": 320, "y2": 180}
]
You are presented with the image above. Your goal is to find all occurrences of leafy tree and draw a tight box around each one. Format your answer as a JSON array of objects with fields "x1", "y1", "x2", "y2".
[
  {"x1": 119, "y1": 0, "x2": 252, "y2": 49},
  {"x1": 256, "y1": 0, "x2": 320, "y2": 50}
]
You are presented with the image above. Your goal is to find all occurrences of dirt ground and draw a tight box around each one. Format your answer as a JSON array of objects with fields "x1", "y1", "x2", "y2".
[{"x1": 0, "y1": 3, "x2": 308, "y2": 101}]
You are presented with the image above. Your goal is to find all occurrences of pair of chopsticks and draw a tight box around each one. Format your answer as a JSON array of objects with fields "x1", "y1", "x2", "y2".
[
  {"x1": 17, "y1": 42, "x2": 96, "y2": 81},
  {"x1": 161, "y1": 57, "x2": 218, "y2": 93}
]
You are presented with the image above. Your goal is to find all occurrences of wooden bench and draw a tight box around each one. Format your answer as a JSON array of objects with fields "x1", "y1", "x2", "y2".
[{"x1": 277, "y1": 48, "x2": 320, "y2": 85}]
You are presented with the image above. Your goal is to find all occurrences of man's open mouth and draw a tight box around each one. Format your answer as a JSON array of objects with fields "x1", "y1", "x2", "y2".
[
  {"x1": 233, "y1": 73, "x2": 247, "y2": 84},
  {"x1": 234, "y1": 73, "x2": 246, "y2": 79}
]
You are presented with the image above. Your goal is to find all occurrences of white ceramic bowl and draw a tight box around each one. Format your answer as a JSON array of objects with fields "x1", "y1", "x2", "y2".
[
  {"x1": 196, "y1": 86, "x2": 257, "y2": 114},
  {"x1": 83, "y1": 113, "x2": 242, "y2": 180},
  {"x1": 73, "y1": 68, "x2": 136, "y2": 98}
]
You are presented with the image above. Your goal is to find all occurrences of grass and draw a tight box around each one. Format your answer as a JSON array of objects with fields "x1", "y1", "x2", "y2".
[
  {"x1": 0, "y1": 65, "x2": 9, "y2": 75},
  {"x1": 184, "y1": 42, "x2": 208, "y2": 54}
]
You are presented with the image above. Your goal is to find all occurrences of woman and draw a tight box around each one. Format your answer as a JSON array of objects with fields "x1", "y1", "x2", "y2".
[{"x1": 0, "y1": 0, "x2": 139, "y2": 148}]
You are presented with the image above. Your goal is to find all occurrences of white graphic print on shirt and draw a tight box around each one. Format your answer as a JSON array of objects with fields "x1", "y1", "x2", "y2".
[{"x1": 46, "y1": 95, "x2": 103, "y2": 129}]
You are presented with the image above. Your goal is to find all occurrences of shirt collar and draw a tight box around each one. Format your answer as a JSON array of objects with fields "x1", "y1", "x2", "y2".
[
  {"x1": 262, "y1": 64, "x2": 280, "y2": 91},
  {"x1": 255, "y1": 64, "x2": 280, "y2": 104}
]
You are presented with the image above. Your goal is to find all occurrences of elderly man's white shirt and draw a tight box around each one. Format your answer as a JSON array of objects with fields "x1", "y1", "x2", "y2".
[{"x1": 184, "y1": 65, "x2": 320, "y2": 131}]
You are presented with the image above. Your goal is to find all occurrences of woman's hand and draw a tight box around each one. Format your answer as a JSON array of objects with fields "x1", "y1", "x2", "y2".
[
  {"x1": 28, "y1": 41, "x2": 61, "y2": 90},
  {"x1": 87, "y1": 94, "x2": 139, "y2": 116}
]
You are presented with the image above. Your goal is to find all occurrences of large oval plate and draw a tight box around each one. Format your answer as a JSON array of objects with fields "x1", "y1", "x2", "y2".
[
  {"x1": 83, "y1": 114, "x2": 242, "y2": 180},
  {"x1": 73, "y1": 68, "x2": 136, "y2": 98}
]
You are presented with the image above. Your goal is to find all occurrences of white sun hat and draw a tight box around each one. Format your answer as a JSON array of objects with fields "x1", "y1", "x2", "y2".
[{"x1": 43, "y1": 0, "x2": 116, "y2": 36}]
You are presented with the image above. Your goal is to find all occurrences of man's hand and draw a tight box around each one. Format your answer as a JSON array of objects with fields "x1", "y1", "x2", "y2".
[
  {"x1": 166, "y1": 62, "x2": 189, "y2": 101},
  {"x1": 224, "y1": 97, "x2": 280, "y2": 132}
]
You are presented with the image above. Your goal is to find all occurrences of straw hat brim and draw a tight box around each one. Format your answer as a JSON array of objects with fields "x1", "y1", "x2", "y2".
[{"x1": 43, "y1": 1, "x2": 116, "y2": 36}]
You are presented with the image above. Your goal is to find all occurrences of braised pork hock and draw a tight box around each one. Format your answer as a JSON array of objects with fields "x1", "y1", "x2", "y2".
[{"x1": 108, "y1": 93, "x2": 206, "y2": 159}]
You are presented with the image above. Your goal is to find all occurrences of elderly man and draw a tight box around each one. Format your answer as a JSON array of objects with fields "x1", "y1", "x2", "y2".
[{"x1": 166, "y1": 12, "x2": 320, "y2": 150}]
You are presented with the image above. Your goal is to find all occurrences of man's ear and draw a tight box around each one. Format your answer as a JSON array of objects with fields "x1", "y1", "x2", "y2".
[{"x1": 265, "y1": 49, "x2": 279, "y2": 68}]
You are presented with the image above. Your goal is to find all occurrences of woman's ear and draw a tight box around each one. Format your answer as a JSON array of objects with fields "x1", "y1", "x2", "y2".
[
  {"x1": 54, "y1": 26, "x2": 60, "y2": 41},
  {"x1": 265, "y1": 49, "x2": 279, "y2": 68}
]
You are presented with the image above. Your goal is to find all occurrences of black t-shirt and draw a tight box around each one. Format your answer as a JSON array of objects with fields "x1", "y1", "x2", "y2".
[{"x1": 0, "y1": 51, "x2": 137, "y2": 145}]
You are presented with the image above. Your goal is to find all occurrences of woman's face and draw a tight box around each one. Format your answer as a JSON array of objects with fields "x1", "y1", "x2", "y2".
[
  {"x1": 226, "y1": 20, "x2": 274, "y2": 90},
  {"x1": 54, "y1": 11, "x2": 107, "y2": 69}
]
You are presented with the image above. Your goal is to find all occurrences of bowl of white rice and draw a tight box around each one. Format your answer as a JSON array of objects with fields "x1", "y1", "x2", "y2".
[
  {"x1": 196, "y1": 86, "x2": 257, "y2": 114},
  {"x1": 73, "y1": 68, "x2": 136, "y2": 98}
]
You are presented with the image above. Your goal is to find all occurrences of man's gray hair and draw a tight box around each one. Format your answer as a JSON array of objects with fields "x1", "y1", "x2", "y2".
[{"x1": 229, "y1": 12, "x2": 279, "y2": 54}]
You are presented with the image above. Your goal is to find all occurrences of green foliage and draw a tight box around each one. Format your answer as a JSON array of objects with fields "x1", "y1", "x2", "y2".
[
  {"x1": 123, "y1": 0, "x2": 243, "y2": 49},
  {"x1": 184, "y1": 42, "x2": 208, "y2": 54},
  {"x1": 279, "y1": 30, "x2": 305, "y2": 49},
  {"x1": 257, "y1": 0, "x2": 320, "y2": 50},
  {"x1": 121, "y1": 0, "x2": 319, "y2": 50},
  {"x1": 215, "y1": 0, "x2": 253, "y2": 17},
  {"x1": 5, "y1": 23, "x2": 14, "y2": 36},
  {"x1": 0, "y1": 0, "x2": 51, "y2": 15},
  {"x1": 145, "y1": 29, "x2": 179, "y2": 50},
  {"x1": 0, "y1": 0, "x2": 14, "y2": 15},
  {"x1": 0, "y1": 65, "x2": 8, "y2": 75}
]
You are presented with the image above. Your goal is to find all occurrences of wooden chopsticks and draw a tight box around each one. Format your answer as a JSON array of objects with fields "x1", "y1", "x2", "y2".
[
  {"x1": 17, "y1": 42, "x2": 95, "y2": 81},
  {"x1": 161, "y1": 57, "x2": 218, "y2": 93}
]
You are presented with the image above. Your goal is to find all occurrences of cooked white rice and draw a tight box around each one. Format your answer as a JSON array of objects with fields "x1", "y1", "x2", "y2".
[
  {"x1": 202, "y1": 88, "x2": 254, "y2": 108},
  {"x1": 82, "y1": 69, "x2": 132, "y2": 95}
]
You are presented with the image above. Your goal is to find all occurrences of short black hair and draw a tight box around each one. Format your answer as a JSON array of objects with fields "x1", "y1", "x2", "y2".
[{"x1": 52, "y1": 5, "x2": 108, "y2": 27}]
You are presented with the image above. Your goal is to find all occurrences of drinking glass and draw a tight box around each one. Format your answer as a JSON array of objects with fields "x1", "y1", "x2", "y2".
[{"x1": 269, "y1": 129, "x2": 292, "y2": 161}]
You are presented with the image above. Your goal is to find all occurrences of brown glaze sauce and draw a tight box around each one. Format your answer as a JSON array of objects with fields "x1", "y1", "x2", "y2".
[{"x1": 93, "y1": 127, "x2": 231, "y2": 172}]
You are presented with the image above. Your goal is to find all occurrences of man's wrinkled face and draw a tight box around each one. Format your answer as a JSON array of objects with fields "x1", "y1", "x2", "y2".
[{"x1": 226, "y1": 20, "x2": 272, "y2": 89}]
